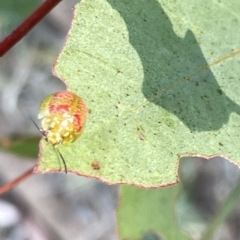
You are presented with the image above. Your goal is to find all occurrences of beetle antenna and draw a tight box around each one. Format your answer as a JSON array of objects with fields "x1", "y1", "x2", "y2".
[
  {"x1": 30, "y1": 116, "x2": 67, "y2": 173},
  {"x1": 29, "y1": 116, "x2": 48, "y2": 137},
  {"x1": 54, "y1": 147, "x2": 68, "y2": 174},
  {"x1": 29, "y1": 116, "x2": 41, "y2": 132}
]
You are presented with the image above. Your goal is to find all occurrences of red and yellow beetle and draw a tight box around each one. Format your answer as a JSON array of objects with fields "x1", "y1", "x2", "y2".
[{"x1": 37, "y1": 91, "x2": 87, "y2": 173}]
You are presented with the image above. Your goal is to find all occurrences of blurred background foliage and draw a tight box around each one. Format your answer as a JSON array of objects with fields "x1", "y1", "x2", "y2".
[
  {"x1": 0, "y1": 0, "x2": 41, "y2": 36},
  {"x1": 0, "y1": 0, "x2": 240, "y2": 240}
]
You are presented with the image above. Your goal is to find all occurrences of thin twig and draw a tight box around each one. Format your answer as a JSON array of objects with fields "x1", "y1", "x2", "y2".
[
  {"x1": 0, "y1": 0, "x2": 62, "y2": 56},
  {"x1": 0, "y1": 166, "x2": 35, "y2": 195}
]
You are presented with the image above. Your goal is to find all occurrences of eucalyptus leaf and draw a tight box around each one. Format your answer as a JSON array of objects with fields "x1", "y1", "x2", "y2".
[{"x1": 36, "y1": 0, "x2": 240, "y2": 187}]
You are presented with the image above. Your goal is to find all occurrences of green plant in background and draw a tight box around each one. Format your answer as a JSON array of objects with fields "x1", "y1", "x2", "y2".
[{"x1": 0, "y1": 137, "x2": 39, "y2": 158}]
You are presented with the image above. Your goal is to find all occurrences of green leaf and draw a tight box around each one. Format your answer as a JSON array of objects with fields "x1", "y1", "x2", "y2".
[
  {"x1": 0, "y1": 0, "x2": 41, "y2": 17},
  {"x1": 36, "y1": 0, "x2": 240, "y2": 186},
  {"x1": 117, "y1": 185, "x2": 190, "y2": 240},
  {"x1": 0, "y1": 137, "x2": 40, "y2": 158}
]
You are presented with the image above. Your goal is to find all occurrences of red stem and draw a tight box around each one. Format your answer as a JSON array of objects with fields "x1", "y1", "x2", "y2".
[
  {"x1": 0, "y1": 166, "x2": 35, "y2": 195},
  {"x1": 0, "y1": 0, "x2": 62, "y2": 57}
]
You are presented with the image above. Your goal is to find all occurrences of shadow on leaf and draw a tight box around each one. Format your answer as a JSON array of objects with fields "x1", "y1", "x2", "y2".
[{"x1": 107, "y1": 0, "x2": 240, "y2": 132}]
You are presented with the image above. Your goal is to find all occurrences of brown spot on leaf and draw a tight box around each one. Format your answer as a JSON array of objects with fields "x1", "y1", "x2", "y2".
[{"x1": 91, "y1": 160, "x2": 100, "y2": 170}]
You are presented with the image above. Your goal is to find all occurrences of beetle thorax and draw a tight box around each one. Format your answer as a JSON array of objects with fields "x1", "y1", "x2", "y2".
[{"x1": 41, "y1": 114, "x2": 76, "y2": 145}]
